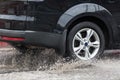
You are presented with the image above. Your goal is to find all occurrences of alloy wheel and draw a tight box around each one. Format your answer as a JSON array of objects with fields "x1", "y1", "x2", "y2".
[{"x1": 72, "y1": 28, "x2": 100, "y2": 60}]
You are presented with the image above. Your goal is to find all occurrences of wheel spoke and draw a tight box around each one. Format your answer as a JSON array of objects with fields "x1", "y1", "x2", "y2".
[
  {"x1": 86, "y1": 29, "x2": 94, "y2": 41},
  {"x1": 89, "y1": 41, "x2": 100, "y2": 48},
  {"x1": 75, "y1": 32, "x2": 84, "y2": 42},
  {"x1": 85, "y1": 48, "x2": 91, "y2": 59},
  {"x1": 74, "y1": 46, "x2": 82, "y2": 54}
]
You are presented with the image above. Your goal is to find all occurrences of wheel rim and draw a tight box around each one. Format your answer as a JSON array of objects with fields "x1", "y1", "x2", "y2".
[{"x1": 72, "y1": 28, "x2": 100, "y2": 60}]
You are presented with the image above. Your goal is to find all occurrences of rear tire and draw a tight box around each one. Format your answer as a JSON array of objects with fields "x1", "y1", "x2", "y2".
[{"x1": 67, "y1": 21, "x2": 105, "y2": 60}]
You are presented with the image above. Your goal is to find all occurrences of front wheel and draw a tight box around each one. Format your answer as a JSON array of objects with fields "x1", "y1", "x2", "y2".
[{"x1": 67, "y1": 22, "x2": 105, "y2": 60}]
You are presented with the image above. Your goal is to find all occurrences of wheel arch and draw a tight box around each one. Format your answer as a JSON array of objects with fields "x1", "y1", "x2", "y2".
[{"x1": 67, "y1": 16, "x2": 112, "y2": 48}]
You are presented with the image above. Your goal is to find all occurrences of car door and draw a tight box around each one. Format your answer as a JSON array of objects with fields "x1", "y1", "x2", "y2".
[
  {"x1": 101, "y1": 0, "x2": 120, "y2": 25},
  {"x1": 26, "y1": 0, "x2": 63, "y2": 32},
  {"x1": 0, "y1": 0, "x2": 27, "y2": 30}
]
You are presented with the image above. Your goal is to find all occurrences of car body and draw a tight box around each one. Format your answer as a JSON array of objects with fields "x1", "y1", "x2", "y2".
[{"x1": 0, "y1": 0, "x2": 120, "y2": 60}]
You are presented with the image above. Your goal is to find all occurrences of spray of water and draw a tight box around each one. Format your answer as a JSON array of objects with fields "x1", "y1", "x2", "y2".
[{"x1": 0, "y1": 46, "x2": 120, "y2": 74}]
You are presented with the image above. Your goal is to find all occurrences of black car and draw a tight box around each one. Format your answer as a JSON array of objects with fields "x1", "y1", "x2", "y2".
[{"x1": 0, "y1": 0, "x2": 119, "y2": 60}]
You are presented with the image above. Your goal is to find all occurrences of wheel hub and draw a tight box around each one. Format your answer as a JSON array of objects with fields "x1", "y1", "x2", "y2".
[{"x1": 84, "y1": 42, "x2": 88, "y2": 47}]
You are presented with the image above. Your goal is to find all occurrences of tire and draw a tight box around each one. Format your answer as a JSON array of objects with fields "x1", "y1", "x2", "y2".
[{"x1": 67, "y1": 21, "x2": 105, "y2": 60}]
